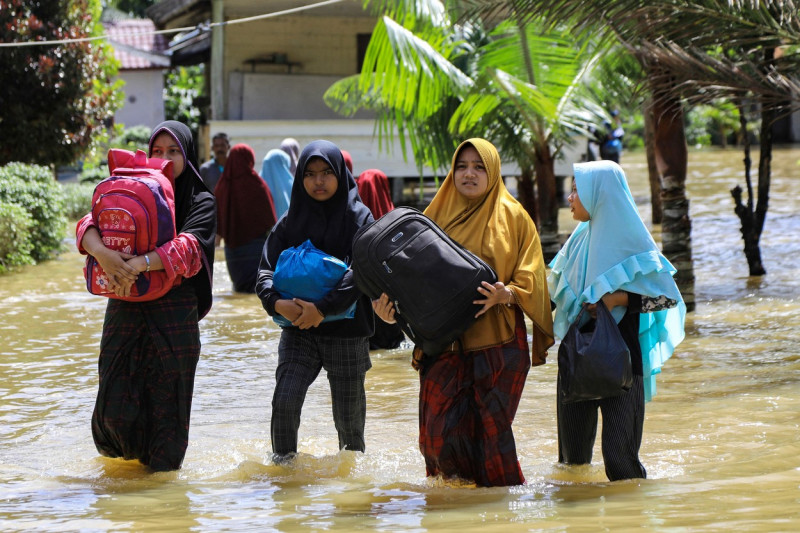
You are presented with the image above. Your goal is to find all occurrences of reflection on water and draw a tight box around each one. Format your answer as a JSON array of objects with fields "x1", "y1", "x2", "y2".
[{"x1": 1, "y1": 148, "x2": 799, "y2": 531}]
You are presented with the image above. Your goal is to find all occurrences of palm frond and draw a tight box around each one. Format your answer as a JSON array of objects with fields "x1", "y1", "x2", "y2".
[
  {"x1": 638, "y1": 40, "x2": 800, "y2": 109},
  {"x1": 324, "y1": 75, "x2": 381, "y2": 116},
  {"x1": 358, "y1": 16, "x2": 473, "y2": 119},
  {"x1": 455, "y1": 0, "x2": 800, "y2": 48},
  {"x1": 364, "y1": 0, "x2": 450, "y2": 29}
]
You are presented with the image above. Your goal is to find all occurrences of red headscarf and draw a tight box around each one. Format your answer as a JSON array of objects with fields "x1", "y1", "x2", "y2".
[
  {"x1": 357, "y1": 168, "x2": 394, "y2": 219},
  {"x1": 342, "y1": 150, "x2": 354, "y2": 173},
  {"x1": 214, "y1": 144, "x2": 277, "y2": 248}
]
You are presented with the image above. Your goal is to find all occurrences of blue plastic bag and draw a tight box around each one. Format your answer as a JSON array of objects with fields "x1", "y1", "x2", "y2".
[{"x1": 272, "y1": 239, "x2": 356, "y2": 327}]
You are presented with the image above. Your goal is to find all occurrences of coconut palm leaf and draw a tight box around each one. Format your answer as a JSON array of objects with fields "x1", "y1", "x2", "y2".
[
  {"x1": 454, "y1": 0, "x2": 800, "y2": 121},
  {"x1": 325, "y1": 11, "x2": 472, "y2": 170},
  {"x1": 637, "y1": 40, "x2": 800, "y2": 111},
  {"x1": 450, "y1": 21, "x2": 605, "y2": 155},
  {"x1": 357, "y1": 15, "x2": 473, "y2": 119},
  {"x1": 453, "y1": 0, "x2": 800, "y2": 46},
  {"x1": 479, "y1": 21, "x2": 589, "y2": 103},
  {"x1": 364, "y1": 0, "x2": 449, "y2": 28}
]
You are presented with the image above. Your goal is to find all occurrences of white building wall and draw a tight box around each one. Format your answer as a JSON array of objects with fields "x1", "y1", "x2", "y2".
[
  {"x1": 228, "y1": 73, "x2": 372, "y2": 121},
  {"x1": 210, "y1": 11, "x2": 583, "y2": 181},
  {"x1": 115, "y1": 70, "x2": 165, "y2": 129},
  {"x1": 224, "y1": 15, "x2": 375, "y2": 78},
  {"x1": 209, "y1": 119, "x2": 432, "y2": 178},
  {"x1": 222, "y1": 14, "x2": 375, "y2": 121},
  {"x1": 208, "y1": 119, "x2": 584, "y2": 180}
]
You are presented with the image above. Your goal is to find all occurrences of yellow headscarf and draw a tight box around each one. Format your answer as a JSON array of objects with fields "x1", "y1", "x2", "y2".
[{"x1": 424, "y1": 138, "x2": 554, "y2": 365}]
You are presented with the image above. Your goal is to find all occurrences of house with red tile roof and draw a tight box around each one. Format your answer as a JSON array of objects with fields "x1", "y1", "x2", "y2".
[
  {"x1": 104, "y1": 18, "x2": 170, "y2": 129},
  {"x1": 146, "y1": 0, "x2": 435, "y2": 180}
]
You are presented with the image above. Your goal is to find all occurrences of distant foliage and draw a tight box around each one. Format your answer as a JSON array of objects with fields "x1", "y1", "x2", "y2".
[
  {"x1": 78, "y1": 166, "x2": 111, "y2": 185},
  {"x1": 0, "y1": 0, "x2": 122, "y2": 167},
  {"x1": 686, "y1": 102, "x2": 744, "y2": 148},
  {"x1": 0, "y1": 202, "x2": 35, "y2": 273},
  {"x1": 116, "y1": 125, "x2": 153, "y2": 149},
  {"x1": 79, "y1": 124, "x2": 154, "y2": 184},
  {"x1": 108, "y1": 0, "x2": 157, "y2": 18},
  {"x1": 0, "y1": 163, "x2": 67, "y2": 263},
  {"x1": 60, "y1": 182, "x2": 96, "y2": 221},
  {"x1": 164, "y1": 65, "x2": 206, "y2": 139}
]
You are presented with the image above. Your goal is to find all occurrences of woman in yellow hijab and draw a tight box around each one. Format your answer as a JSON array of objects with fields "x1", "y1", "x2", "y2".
[{"x1": 374, "y1": 138, "x2": 554, "y2": 486}]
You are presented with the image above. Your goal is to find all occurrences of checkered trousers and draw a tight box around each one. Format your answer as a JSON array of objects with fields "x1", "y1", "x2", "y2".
[{"x1": 270, "y1": 329, "x2": 371, "y2": 455}]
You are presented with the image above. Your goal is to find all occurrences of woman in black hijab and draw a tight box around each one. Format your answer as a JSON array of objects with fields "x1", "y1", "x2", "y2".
[
  {"x1": 76, "y1": 120, "x2": 216, "y2": 471},
  {"x1": 256, "y1": 140, "x2": 374, "y2": 460}
]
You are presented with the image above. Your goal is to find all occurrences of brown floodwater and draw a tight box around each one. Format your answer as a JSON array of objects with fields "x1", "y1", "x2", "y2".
[{"x1": 1, "y1": 148, "x2": 799, "y2": 531}]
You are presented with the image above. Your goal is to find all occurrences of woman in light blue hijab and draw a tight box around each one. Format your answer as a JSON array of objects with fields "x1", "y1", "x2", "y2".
[
  {"x1": 548, "y1": 160, "x2": 685, "y2": 481},
  {"x1": 260, "y1": 149, "x2": 294, "y2": 219}
]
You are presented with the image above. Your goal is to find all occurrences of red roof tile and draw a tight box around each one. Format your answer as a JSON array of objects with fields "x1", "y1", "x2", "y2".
[{"x1": 104, "y1": 19, "x2": 169, "y2": 70}]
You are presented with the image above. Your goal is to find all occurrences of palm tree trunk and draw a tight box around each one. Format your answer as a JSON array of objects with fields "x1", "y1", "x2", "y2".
[
  {"x1": 517, "y1": 165, "x2": 539, "y2": 226},
  {"x1": 512, "y1": 19, "x2": 562, "y2": 260},
  {"x1": 532, "y1": 146, "x2": 560, "y2": 261},
  {"x1": 651, "y1": 83, "x2": 696, "y2": 312},
  {"x1": 643, "y1": 98, "x2": 663, "y2": 224}
]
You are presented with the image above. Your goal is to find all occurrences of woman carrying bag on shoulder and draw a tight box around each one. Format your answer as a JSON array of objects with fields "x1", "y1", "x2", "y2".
[{"x1": 547, "y1": 160, "x2": 685, "y2": 481}]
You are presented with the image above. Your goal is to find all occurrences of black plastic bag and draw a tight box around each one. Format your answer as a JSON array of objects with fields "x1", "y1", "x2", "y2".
[{"x1": 558, "y1": 300, "x2": 633, "y2": 404}]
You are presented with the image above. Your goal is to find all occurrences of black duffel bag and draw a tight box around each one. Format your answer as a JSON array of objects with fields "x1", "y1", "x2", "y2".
[{"x1": 352, "y1": 206, "x2": 497, "y2": 357}]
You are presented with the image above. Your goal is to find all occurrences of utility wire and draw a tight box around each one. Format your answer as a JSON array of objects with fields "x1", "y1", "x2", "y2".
[{"x1": 0, "y1": 0, "x2": 344, "y2": 48}]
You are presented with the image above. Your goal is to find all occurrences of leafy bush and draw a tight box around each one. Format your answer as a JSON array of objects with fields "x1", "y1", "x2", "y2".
[
  {"x1": 165, "y1": 65, "x2": 206, "y2": 137},
  {"x1": 0, "y1": 0, "x2": 121, "y2": 167},
  {"x1": 0, "y1": 163, "x2": 67, "y2": 262},
  {"x1": 686, "y1": 101, "x2": 743, "y2": 147},
  {"x1": 78, "y1": 165, "x2": 110, "y2": 185},
  {"x1": 0, "y1": 201, "x2": 35, "y2": 273},
  {"x1": 116, "y1": 125, "x2": 153, "y2": 149},
  {"x1": 61, "y1": 182, "x2": 96, "y2": 220},
  {"x1": 79, "y1": 124, "x2": 156, "y2": 184}
]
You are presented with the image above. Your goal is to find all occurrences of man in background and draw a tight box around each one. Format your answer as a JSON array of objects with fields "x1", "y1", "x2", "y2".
[{"x1": 199, "y1": 132, "x2": 230, "y2": 192}]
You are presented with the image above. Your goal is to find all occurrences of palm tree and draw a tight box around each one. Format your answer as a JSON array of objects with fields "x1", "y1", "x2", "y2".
[
  {"x1": 324, "y1": 0, "x2": 608, "y2": 258},
  {"x1": 456, "y1": 0, "x2": 800, "y2": 308}
]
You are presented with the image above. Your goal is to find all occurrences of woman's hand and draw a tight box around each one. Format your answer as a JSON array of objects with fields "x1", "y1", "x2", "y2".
[
  {"x1": 292, "y1": 298, "x2": 325, "y2": 329},
  {"x1": 110, "y1": 269, "x2": 136, "y2": 297},
  {"x1": 411, "y1": 346, "x2": 425, "y2": 371},
  {"x1": 474, "y1": 281, "x2": 513, "y2": 317},
  {"x1": 96, "y1": 247, "x2": 138, "y2": 291},
  {"x1": 275, "y1": 299, "x2": 303, "y2": 323},
  {"x1": 372, "y1": 293, "x2": 397, "y2": 324},
  {"x1": 82, "y1": 227, "x2": 138, "y2": 291}
]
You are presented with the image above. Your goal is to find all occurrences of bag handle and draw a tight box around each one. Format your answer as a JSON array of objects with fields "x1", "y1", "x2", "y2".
[{"x1": 573, "y1": 298, "x2": 610, "y2": 325}]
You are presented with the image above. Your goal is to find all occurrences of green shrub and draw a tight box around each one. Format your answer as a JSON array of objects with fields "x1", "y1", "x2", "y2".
[
  {"x1": 79, "y1": 124, "x2": 154, "y2": 184},
  {"x1": 686, "y1": 102, "x2": 742, "y2": 147},
  {"x1": 0, "y1": 162, "x2": 67, "y2": 262},
  {"x1": 116, "y1": 125, "x2": 152, "y2": 149},
  {"x1": 0, "y1": 201, "x2": 35, "y2": 273},
  {"x1": 61, "y1": 182, "x2": 96, "y2": 220},
  {"x1": 78, "y1": 165, "x2": 109, "y2": 185}
]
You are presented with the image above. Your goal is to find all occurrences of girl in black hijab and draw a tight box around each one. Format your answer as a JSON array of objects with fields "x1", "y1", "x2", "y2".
[
  {"x1": 76, "y1": 120, "x2": 216, "y2": 471},
  {"x1": 256, "y1": 140, "x2": 374, "y2": 460}
]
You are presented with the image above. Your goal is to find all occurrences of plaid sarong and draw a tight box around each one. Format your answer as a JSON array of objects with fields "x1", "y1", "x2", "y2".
[
  {"x1": 91, "y1": 283, "x2": 200, "y2": 471},
  {"x1": 418, "y1": 308, "x2": 530, "y2": 486}
]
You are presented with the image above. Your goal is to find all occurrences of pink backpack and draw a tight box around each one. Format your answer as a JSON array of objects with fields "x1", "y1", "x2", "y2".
[{"x1": 84, "y1": 149, "x2": 178, "y2": 301}]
